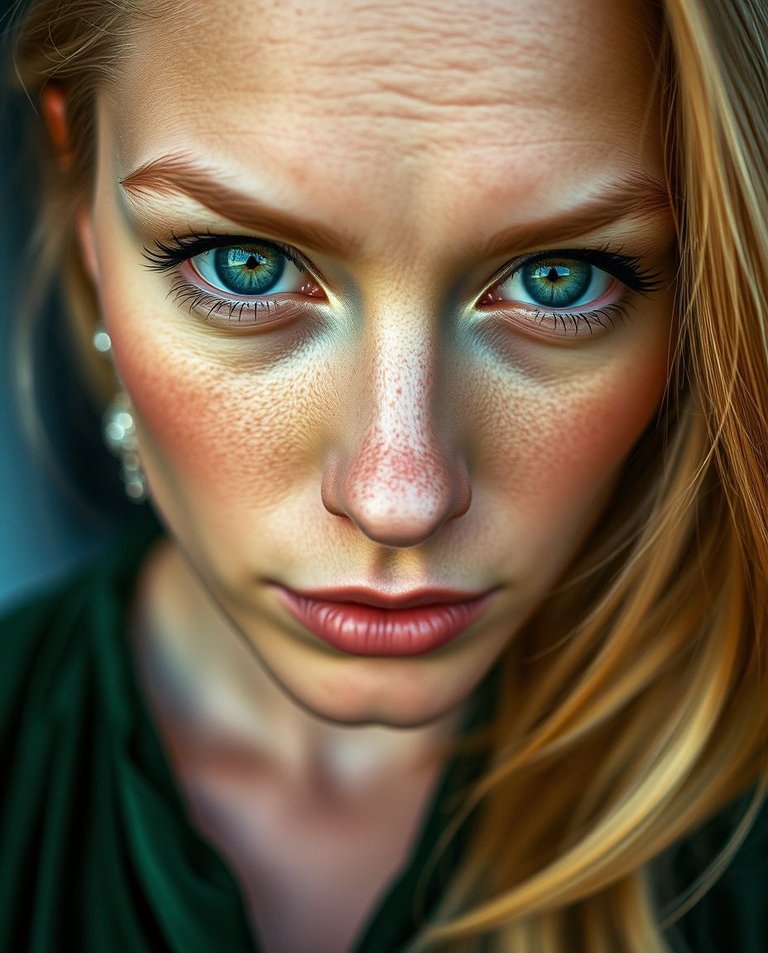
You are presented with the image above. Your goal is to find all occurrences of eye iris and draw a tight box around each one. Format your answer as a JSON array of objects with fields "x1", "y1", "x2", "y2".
[
  {"x1": 213, "y1": 244, "x2": 285, "y2": 294},
  {"x1": 521, "y1": 258, "x2": 591, "y2": 308}
]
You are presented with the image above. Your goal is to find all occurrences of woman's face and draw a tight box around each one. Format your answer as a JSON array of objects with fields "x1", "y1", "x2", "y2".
[{"x1": 83, "y1": 0, "x2": 675, "y2": 726}]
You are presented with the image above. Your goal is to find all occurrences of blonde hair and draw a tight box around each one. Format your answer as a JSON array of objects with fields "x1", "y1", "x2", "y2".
[{"x1": 7, "y1": 0, "x2": 768, "y2": 950}]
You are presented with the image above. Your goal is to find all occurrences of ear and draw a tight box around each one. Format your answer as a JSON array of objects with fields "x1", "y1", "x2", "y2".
[
  {"x1": 40, "y1": 83, "x2": 73, "y2": 171},
  {"x1": 40, "y1": 85, "x2": 99, "y2": 283}
]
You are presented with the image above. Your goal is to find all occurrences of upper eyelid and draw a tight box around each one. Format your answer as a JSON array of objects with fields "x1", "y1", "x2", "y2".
[
  {"x1": 143, "y1": 233, "x2": 317, "y2": 279},
  {"x1": 517, "y1": 249, "x2": 644, "y2": 279}
]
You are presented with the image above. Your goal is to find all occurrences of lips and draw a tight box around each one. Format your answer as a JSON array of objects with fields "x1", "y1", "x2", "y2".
[
  {"x1": 288, "y1": 585, "x2": 489, "y2": 609},
  {"x1": 272, "y1": 584, "x2": 498, "y2": 656}
]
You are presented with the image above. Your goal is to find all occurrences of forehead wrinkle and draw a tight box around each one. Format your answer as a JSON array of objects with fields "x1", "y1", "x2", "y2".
[
  {"x1": 145, "y1": 0, "x2": 643, "y2": 69},
  {"x1": 128, "y1": 0, "x2": 659, "y2": 109},
  {"x1": 112, "y1": 0, "x2": 665, "y2": 171}
]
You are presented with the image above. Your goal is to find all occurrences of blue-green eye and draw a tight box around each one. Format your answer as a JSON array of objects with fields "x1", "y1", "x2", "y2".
[
  {"x1": 191, "y1": 243, "x2": 306, "y2": 297},
  {"x1": 497, "y1": 256, "x2": 613, "y2": 310}
]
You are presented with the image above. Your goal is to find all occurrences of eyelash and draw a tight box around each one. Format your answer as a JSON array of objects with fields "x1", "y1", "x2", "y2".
[
  {"x1": 143, "y1": 232, "x2": 316, "y2": 325},
  {"x1": 479, "y1": 246, "x2": 662, "y2": 337},
  {"x1": 142, "y1": 233, "x2": 662, "y2": 335}
]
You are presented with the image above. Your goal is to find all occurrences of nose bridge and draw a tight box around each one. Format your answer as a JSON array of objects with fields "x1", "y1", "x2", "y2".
[
  {"x1": 321, "y1": 319, "x2": 472, "y2": 548},
  {"x1": 370, "y1": 332, "x2": 433, "y2": 457}
]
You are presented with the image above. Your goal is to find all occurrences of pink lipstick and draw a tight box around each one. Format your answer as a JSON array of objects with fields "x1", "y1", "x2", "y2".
[{"x1": 272, "y1": 585, "x2": 498, "y2": 656}]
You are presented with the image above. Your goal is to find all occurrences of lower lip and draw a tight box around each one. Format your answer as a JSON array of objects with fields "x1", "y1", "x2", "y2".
[{"x1": 273, "y1": 588, "x2": 497, "y2": 656}]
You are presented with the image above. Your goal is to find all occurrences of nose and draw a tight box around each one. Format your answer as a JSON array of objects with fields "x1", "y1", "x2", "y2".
[{"x1": 320, "y1": 337, "x2": 472, "y2": 548}]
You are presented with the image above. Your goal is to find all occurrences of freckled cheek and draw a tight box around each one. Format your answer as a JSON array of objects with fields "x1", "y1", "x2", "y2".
[
  {"x1": 107, "y1": 325, "x2": 318, "y2": 507},
  {"x1": 489, "y1": 331, "x2": 671, "y2": 545},
  {"x1": 529, "y1": 380, "x2": 653, "y2": 502}
]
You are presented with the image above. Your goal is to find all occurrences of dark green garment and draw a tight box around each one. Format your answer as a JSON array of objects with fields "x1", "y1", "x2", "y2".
[
  {"x1": 0, "y1": 514, "x2": 766, "y2": 952},
  {"x1": 653, "y1": 787, "x2": 768, "y2": 953}
]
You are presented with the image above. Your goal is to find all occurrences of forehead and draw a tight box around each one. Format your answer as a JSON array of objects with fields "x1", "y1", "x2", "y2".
[{"x1": 109, "y1": 0, "x2": 664, "y2": 254}]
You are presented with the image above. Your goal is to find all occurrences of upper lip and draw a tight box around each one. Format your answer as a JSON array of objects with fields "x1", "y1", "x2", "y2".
[{"x1": 279, "y1": 585, "x2": 495, "y2": 609}]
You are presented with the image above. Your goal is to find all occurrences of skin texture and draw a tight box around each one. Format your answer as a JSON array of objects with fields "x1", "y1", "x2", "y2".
[{"x1": 70, "y1": 0, "x2": 676, "y2": 946}]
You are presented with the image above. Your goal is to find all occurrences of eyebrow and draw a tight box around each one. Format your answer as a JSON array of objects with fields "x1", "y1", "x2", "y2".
[
  {"x1": 120, "y1": 154, "x2": 361, "y2": 257},
  {"x1": 119, "y1": 154, "x2": 673, "y2": 260}
]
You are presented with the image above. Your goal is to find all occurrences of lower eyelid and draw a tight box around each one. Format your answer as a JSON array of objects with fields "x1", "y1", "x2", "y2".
[
  {"x1": 515, "y1": 303, "x2": 630, "y2": 338},
  {"x1": 166, "y1": 274, "x2": 311, "y2": 328},
  {"x1": 479, "y1": 297, "x2": 634, "y2": 341}
]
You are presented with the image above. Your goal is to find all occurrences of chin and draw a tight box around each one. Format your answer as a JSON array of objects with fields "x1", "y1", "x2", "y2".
[{"x1": 274, "y1": 656, "x2": 487, "y2": 729}]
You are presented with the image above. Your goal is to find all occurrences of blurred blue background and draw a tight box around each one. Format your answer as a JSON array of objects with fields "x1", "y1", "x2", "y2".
[{"x1": 0, "y1": 3, "x2": 118, "y2": 608}]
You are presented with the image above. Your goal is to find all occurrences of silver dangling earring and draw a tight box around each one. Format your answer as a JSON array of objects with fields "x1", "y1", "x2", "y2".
[{"x1": 93, "y1": 324, "x2": 148, "y2": 504}]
